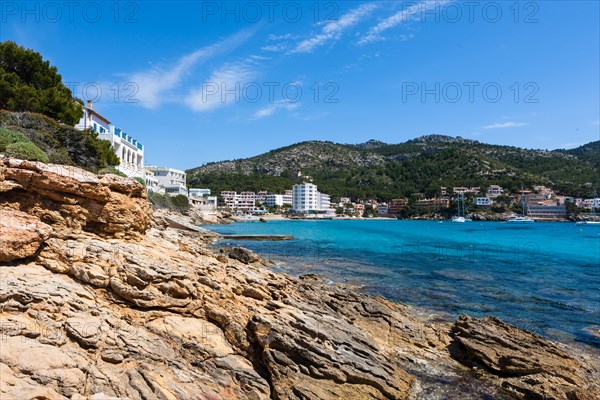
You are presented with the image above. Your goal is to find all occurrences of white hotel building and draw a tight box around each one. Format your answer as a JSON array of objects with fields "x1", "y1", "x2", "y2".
[
  {"x1": 292, "y1": 183, "x2": 334, "y2": 214},
  {"x1": 145, "y1": 166, "x2": 188, "y2": 196},
  {"x1": 75, "y1": 100, "x2": 144, "y2": 179}
]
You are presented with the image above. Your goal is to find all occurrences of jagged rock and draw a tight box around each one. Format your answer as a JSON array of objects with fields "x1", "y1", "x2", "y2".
[
  {"x1": 451, "y1": 315, "x2": 599, "y2": 399},
  {"x1": 229, "y1": 246, "x2": 265, "y2": 264},
  {"x1": 0, "y1": 157, "x2": 151, "y2": 238},
  {"x1": 1, "y1": 158, "x2": 599, "y2": 400},
  {"x1": 0, "y1": 209, "x2": 52, "y2": 261}
]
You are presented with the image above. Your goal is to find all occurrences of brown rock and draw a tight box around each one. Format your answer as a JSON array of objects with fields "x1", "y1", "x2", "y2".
[
  {"x1": 0, "y1": 157, "x2": 151, "y2": 238},
  {"x1": 229, "y1": 246, "x2": 265, "y2": 264},
  {"x1": 0, "y1": 209, "x2": 52, "y2": 261},
  {"x1": 451, "y1": 314, "x2": 599, "y2": 399}
]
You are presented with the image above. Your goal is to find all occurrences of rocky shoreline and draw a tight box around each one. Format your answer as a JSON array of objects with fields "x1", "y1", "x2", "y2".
[{"x1": 1, "y1": 157, "x2": 599, "y2": 400}]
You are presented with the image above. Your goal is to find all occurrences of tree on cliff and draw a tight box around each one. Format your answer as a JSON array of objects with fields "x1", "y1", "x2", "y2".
[{"x1": 0, "y1": 41, "x2": 83, "y2": 125}]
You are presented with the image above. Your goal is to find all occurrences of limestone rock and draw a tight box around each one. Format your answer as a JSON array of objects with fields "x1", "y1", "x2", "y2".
[
  {"x1": 451, "y1": 314, "x2": 600, "y2": 399},
  {"x1": 229, "y1": 246, "x2": 265, "y2": 264},
  {"x1": 0, "y1": 209, "x2": 52, "y2": 261},
  {"x1": 0, "y1": 157, "x2": 151, "y2": 238}
]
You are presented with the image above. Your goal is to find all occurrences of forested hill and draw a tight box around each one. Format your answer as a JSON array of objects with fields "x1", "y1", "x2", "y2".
[{"x1": 187, "y1": 136, "x2": 600, "y2": 200}]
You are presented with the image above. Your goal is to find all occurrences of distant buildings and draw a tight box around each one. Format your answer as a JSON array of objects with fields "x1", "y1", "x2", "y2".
[
  {"x1": 376, "y1": 203, "x2": 389, "y2": 215},
  {"x1": 414, "y1": 198, "x2": 450, "y2": 212},
  {"x1": 146, "y1": 166, "x2": 188, "y2": 196},
  {"x1": 265, "y1": 194, "x2": 284, "y2": 207},
  {"x1": 388, "y1": 199, "x2": 407, "y2": 215},
  {"x1": 291, "y1": 183, "x2": 333, "y2": 214},
  {"x1": 582, "y1": 198, "x2": 600, "y2": 209},
  {"x1": 487, "y1": 185, "x2": 504, "y2": 198},
  {"x1": 473, "y1": 197, "x2": 492, "y2": 208},
  {"x1": 75, "y1": 100, "x2": 144, "y2": 178}
]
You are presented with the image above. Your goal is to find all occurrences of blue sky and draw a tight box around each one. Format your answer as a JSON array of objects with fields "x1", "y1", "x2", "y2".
[{"x1": 1, "y1": 1, "x2": 599, "y2": 169}]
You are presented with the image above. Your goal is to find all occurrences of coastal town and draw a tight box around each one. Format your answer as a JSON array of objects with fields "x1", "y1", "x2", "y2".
[{"x1": 76, "y1": 100, "x2": 599, "y2": 222}]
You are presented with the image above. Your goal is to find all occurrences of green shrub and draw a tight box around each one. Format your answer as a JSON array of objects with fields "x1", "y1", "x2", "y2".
[
  {"x1": 148, "y1": 193, "x2": 190, "y2": 214},
  {"x1": 47, "y1": 147, "x2": 73, "y2": 164},
  {"x1": 0, "y1": 127, "x2": 28, "y2": 151},
  {"x1": 133, "y1": 177, "x2": 146, "y2": 187},
  {"x1": 98, "y1": 166, "x2": 127, "y2": 177},
  {"x1": 5, "y1": 141, "x2": 49, "y2": 162}
]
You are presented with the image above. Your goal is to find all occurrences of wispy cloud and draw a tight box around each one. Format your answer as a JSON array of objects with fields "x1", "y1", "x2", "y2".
[
  {"x1": 129, "y1": 30, "x2": 254, "y2": 109},
  {"x1": 358, "y1": 0, "x2": 450, "y2": 45},
  {"x1": 185, "y1": 61, "x2": 258, "y2": 112},
  {"x1": 253, "y1": 101, "x2": 299, "y2": 119},
  {"x1": 290, "y1": 3, "x2": 379, "y2": 53},
  {"x1": 482, "y1": 121, "x2": 528, "y2": 129}
]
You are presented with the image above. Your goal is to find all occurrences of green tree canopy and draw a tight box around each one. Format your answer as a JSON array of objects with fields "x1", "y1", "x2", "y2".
[{"x1": 0, "y1": 41, "x2": 82, "y2": 125}]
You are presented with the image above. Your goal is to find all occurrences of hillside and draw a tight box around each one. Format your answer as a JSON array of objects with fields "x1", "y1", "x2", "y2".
[{"x1": 187, "y1": 136, "x2": 600, "y2": 200}]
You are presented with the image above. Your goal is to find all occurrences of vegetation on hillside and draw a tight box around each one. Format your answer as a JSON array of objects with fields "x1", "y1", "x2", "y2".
[
  {"x1": 188, "y1": 137, "x2": 600, "y2": 200},
  {"x1": 0, "y1": 110, "x2": 119, "y2": 171},
  {"x1": 0, "y1": 41, "x2": 82, "y2": 125}
]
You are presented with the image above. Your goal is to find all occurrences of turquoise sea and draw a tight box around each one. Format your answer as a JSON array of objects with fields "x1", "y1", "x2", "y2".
[{"x1": 206, "y1": 220, "x2": 600, "y2": 347}]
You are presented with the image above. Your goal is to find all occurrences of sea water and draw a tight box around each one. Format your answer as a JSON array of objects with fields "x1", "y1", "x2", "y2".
[{"x1": 206, "y1": 220, "x2": 600, "y2": 347}]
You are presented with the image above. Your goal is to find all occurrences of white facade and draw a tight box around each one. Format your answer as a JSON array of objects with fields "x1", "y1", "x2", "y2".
[
  {"x1": 582, "y1": 198, "x2": 600, "y2": 209},
  {"x1": 474, "y1": 197, "x2": 492, "y2": 207},
  {"x1": 219, "y1": 191, "x2": 257, "y2": 213},
  {"x1": 283, "y1": 190, "x2": 293, "y2": 206},
  {"x1": 292, "y1": 183, "x2": 319, "y2": 213},
  {"x1": 487, "y1": 185, "x2": 504, "y2": 198},
  {"x1": 146, "y1": 166, "x2": 188, "y2": 196},
  {"x1": 144, "y1": 169, "x2": 164, "y2": 194},
  {"x1": 75, "y1": 100, "x2": 144, "y2": 179},
  {"x1": 377, "y1": 204, "x2": 389, "y2": 214},
  {"x1": 265, "y1": 194, "x2": 284, "y2": 207},
  {"x1": 318, "y1": 193, "x2": 332, "y2": 211}
]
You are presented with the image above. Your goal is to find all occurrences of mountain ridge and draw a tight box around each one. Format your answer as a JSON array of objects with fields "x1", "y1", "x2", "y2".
[{"x1": 187, "y1": 136, "x2": 600, "y2": 200}]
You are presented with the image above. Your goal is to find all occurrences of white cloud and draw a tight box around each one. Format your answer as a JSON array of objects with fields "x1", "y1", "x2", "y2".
[
  {"x1": 482, "y1": 122, "x2": 528, "y2": 129},
  {"x1": 253, "y1": 101, "x2": 299, "y2": 119},
  {"x1": 358, "y1": 0, "x2": 451, "y2": 45},
  {"x1": 290, "y1": 3, "x2": 379, "y2": 53},
  {"x1": 185, "y1": 62, "x2": 258, "y2": 112},
  {"x1": 129, "y1": 30, "x2": 254, "y2": 109}
]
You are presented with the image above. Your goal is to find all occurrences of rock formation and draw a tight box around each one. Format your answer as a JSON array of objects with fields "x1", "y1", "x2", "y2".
[{"x1": 0, "y1": 156, "x2": 598, "y2": 400}]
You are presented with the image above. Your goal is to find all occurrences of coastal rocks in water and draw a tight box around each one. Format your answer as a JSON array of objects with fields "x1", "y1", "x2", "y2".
[
  {"x1": 450, "y1": 314, "x2": 599, "y2": 399},
  {"x1": 229, "y1": 246, "x2": 266, "y2": 265},
  {"x1": 0, "y1": 157, "x2": 151, "y2": 238},
  {"x1": 0, "y1": 209, "x2": 52, "y2": 261}
]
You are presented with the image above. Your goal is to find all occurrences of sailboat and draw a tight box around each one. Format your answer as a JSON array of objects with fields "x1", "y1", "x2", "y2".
[
  {"x1": 451, "y1": 192, "x2": 472, "y2": 223},
  {"x1": 507, "y1": 187, "x2": 535, "y2": 223},
  {"x1": 576, "y1": 188, "x2": 600, "y2": 225}
]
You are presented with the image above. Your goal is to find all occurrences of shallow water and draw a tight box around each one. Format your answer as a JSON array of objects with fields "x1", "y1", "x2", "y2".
[{"x1": 206, "y1": 220, "x2": 600, "y2": 347}]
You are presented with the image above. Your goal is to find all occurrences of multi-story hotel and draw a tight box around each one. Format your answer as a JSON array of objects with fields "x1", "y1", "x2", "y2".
[
  {"x1": 145, "y1": 166, "x2": 188, "y2": 196},
  {"x1": 219, "y1": 191, "x2": 257, "y2": 213},
  {"x1": 292, "y1": 183, "x2": 319, "y2": 213},
  {"x1": 75, "y1": 100, "x2": 144, "y2": 179},
  {"x1": 291, "y1": 183, "x2": 333, "y2": 214}
]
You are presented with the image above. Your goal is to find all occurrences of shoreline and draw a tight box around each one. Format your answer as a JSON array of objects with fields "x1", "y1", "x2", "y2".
[{"x1": 2, "y1": 158, "x2": 598, "y2": 399}]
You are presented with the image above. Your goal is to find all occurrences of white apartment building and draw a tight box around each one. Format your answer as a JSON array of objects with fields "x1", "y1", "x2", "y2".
[
  {"x1": 582, "y1": 198, "x2": 600, "y2": 209},
  {"x1": 146, "y1": 166, "x2": 188, "y2": 196},
  {"x1": 487, "y1": 185, "x2": 504, "y2": 198},
  {"x1": 377, "y1": 204, "x2": 389, "y2": 215},
  {"x1": 318, "y1": 193, "x2": 333, "y2": 212},
  {"x1": 220, "y1": 191, "x2": 257, "y2": 213},
  {"x1": 144, "y1": 169, "x2": 164, "y2": 194},
  {"x1": 265, "y1": 194, "x2": 284, "y2": 207},
  {"x1": 75, "y1": 100, "x2": 145, "y2": 179},
  {"x1": 474, "y1": 197, "x2": 492, "y2": 207},
  {"x1": 292, "y1": 183, "x2": 319, "y2": 213},
  {"x1": 283, "y1": 190, "x2": 293, "y2": 206}
]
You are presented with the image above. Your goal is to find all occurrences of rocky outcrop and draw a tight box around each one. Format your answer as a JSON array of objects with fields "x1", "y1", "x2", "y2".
[
  {"x1": 1, "y1": 158, "x2": 599, "y2": 400},
  {"x1": 0, "y1": 157, "x2": 151, "y2": 238},
  {"x1": 0, "y1": 209, "x2": 52, "y2": 261},
  {"x1": 450, "y1": 315, "x2": 599, "y2": 399}
]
